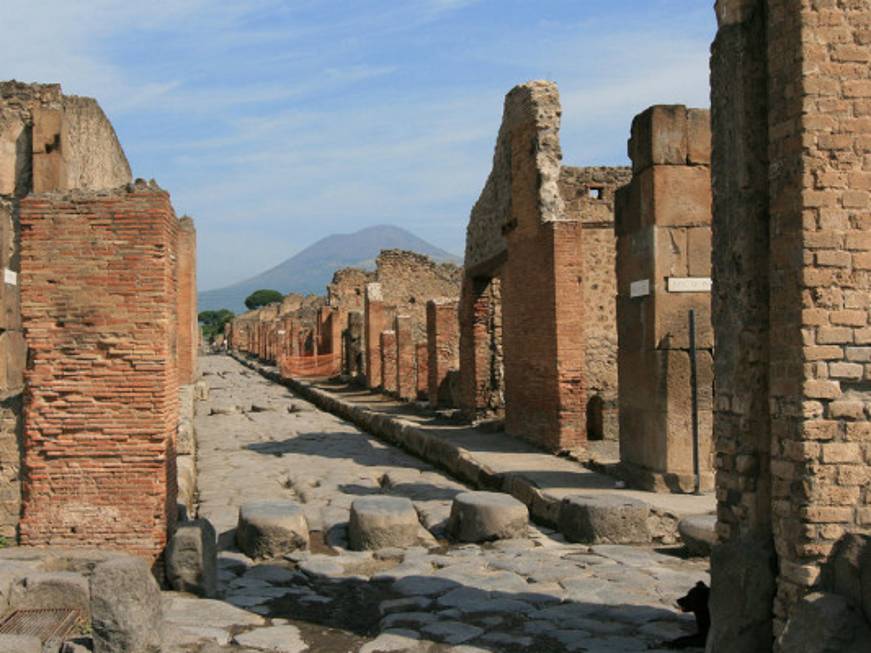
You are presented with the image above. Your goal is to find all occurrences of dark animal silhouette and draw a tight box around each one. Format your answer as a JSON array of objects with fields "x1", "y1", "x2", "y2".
[{"x1": 659, "y1": 581, "x2": 710, "y2": 649}]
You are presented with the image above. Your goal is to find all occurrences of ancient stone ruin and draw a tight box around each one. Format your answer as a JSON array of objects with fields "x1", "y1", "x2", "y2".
[{"x1": 0, "y1": 1, "x2": 868, "y2": 650}]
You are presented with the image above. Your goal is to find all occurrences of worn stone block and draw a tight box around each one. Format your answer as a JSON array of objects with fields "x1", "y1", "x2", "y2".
[
  {"x1": 778, "y1": 592, "x2": 871, "y2": 653},
  {"x1": 349, "y1": 496, "x2": 421, "y2": 550},
  {"x1": 236, "y1": 500, "x2": 309, "y2": 559},
  {"x1": 10, "y1": 572, "x2": 89, "y2": 616},
  {"x1": 629, "y1": 105, "x2": 689, "y2": 172},
  {"x1": 90, "y1": 556, "x2": 163, "y2": 653},
  {"x1": 448, "y1": 491, "x2": 528, "y2": 543},
  {"x1": 166, "y1": 519, "x2": 217, "y2": 598},
  {"x1": 558, "y1": 494, "x2": 650, "y2": 544},
  {"x1": 637, "y1": 164, "x2": 711, "y2": 228}
]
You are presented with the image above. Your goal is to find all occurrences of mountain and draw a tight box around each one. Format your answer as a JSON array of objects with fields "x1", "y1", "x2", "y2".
[{"x1": 198, "y1": 225, "x2": 462, "y2": 314}]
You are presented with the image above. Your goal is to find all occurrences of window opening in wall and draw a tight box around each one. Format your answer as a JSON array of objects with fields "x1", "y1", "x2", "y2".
[
  {"x1": 588, "y1": 187, "x2": 604, "y2": 200},
  {"x1": 586, "y1": 395, "x2": 604, "y2": 441}
]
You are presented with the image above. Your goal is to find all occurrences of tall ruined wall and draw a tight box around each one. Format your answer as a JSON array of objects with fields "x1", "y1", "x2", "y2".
[
  {"x1": 328, "y1": 268, "x2": 374, "y2": 319},
  {"x1": 376, "y1": 249, "x2": 462, "y2": 341},
  {"x1": 560, "y1": 166, "x2": 631, "y2": 440},
  {"x1": 710, "y1": 0, "x2": 871, "y2": 647},
  {"x1": 18, "y1": 183, "x2": 178, "y2": 562},
  {"x1": 0, "y1": 81, "x2": 133, "y2": 538},
  {"x1": 177, "y1": 217, "x2": 198, "y2": 385}
]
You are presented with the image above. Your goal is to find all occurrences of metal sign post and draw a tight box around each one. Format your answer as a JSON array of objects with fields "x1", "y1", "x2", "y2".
[{"x1": 689, "y1": 309, "x2": 701, "y2": 495}]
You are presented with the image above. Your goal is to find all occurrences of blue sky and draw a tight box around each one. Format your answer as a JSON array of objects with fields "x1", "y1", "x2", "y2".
[{"x1": 2, "y1": 0, "x2": 716, "y2": 290}]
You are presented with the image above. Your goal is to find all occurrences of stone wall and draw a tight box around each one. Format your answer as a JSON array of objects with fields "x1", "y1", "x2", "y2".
[
  {"x1": 710, "y1": 0, "x2": 871, "y2": 645},
  {"x1": 18, "y1": 182, "x2": 178, "y2": 563},
  {"x1": 615, "y1": 106, "x2": 714, "y2": 492},
  {"x1": 427, "y1": 298, "x2": 460, "y2": 408},
  {"x1": 560, "y1": 166, "x2": 631, "y2": 440}
]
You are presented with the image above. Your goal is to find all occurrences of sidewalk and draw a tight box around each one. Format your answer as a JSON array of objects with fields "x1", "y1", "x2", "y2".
[{"x1": 233, "y1": 354, "x2": 715, "y2": 544}]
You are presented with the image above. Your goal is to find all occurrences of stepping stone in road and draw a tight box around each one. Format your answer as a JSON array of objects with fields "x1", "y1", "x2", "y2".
[
  {"x1": 236, "y1": 500, "x2": 310, "y2": 559},
  {"x1": 447, "y1": 491, "x2": 529, "y2": 543},
  {"x1": 678, "y1": 513, "x2": 717, "y2": 556},
  {"x1": 558, "y1": 494, "x2": 651, "y2": 545},
  {"x1": 348, "y1": 496, "x2": 421, "y2": 551}
]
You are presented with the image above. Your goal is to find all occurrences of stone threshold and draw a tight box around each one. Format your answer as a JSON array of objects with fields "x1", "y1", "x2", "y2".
[{"x1": 231, "y1": 353, "x2": 715, "y2": 544}]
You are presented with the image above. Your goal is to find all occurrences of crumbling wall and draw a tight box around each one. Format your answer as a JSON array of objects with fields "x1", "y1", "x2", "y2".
[
  {"x1": 427, "y1": 298, "x2": 460, "y2": 408},
  {"x1": 177, "y1": 217, "x2": 198, "y2": 385},
  {"x1": 18, "y1": 182, "x2": 178, "y2": 563},
  {"x1": 0, "y1": 81, "x2": 133, "y2": 539},
  {"x1": 560, "y1": 166, "x2": 631, "y2": 440},
  {"x1": 710, "y1": 0, "x2": 871, "y2": 646}
]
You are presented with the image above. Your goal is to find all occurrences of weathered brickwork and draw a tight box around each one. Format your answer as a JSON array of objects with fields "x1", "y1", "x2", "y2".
[
  {"x1": 710, "y1": 0, "x2": 871, "y2": 644},
  {"x1": 18, "y1": 183, "x2": 179, "y2": 563},
  {"x1": 427, "y1": 298, "x2": 460, "y2": 408},
  {"x1": 615, "y1": 106, "x2": 714, "y2": 493},
  {"x1": 395, "y1": 315, "x2": 416, "y2": 401},
  {"x1": 459, "y1": 275, "x2": 504, "y2": 419},
  {"x1": 380, "y1": 330, "x2": 397, "y2": 394},
  {"x1": 461, "y1": 81, "x2": 623, "y2": 454},
  {"x1": 345, "y1": 311, "x2": 364, "y2": 377},
  {"x1": 560, "y1": 166, "x2": 631, "y2": 440},
  {"x1": 415, "y1": 342, "x2": 428, "y2": 400},
  {"x1": 0, "y1": 81, "x2": 134, "y2": 539},
  {"x1": 177, "y1": 217, "x2": 198, "y2": 385},
  {"x1": 364, "y1": 283, "x2": 387, "y2": 389}
]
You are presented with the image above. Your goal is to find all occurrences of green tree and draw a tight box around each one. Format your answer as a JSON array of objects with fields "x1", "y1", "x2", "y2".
[
  {"x1": 199, "y1": 309, "x2": 235, "y2": 342},
  {"x1": 244, "y1": 289, "x2": 284, "y2": 310}
]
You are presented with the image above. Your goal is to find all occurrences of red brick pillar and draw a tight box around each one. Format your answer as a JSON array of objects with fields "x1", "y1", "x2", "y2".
[
  {"x1": 459, "y1": 276, "x2": 493, "y2": 418},
  {"x1": 615, "y1": 105, "x2": 714, "y2": 493},
  {"x1": 330, "y1": 308, "x2": 342, "y2": 371},
  {"x1": 394, "y1": 315, "x2": 415, "y2": 401},
  {"x1": 364, "y1": 283, "x2": 386, "y2": 389},
  {"x1": 428, "y1": 298, "x2": 459, "y2": 408},
  {"x1": 380, "y1": 330, "x2": 397, "y2": 394},
  {"x1": 18, "y1": 185, "x2": 179, "y2": 563},
  {"x1": 416, "y1": 342, "x2": 429, "y2": 400},
  {"x1": 176, "y1": 217, "x2": 197, "y2": 385}
]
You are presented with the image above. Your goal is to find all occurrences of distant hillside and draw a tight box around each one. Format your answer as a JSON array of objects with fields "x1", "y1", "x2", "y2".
[{"x1": 199, "y1": 225, "x2": 462, "y2": 313}]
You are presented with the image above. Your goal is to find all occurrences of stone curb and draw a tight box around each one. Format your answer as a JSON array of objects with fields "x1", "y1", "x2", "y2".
[{"x1": 231, "y1": 354, "x2": 686, "y2": 543}]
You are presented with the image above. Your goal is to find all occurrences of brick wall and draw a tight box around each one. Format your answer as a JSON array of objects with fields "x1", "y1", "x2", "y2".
[
  {"x1": 395, "y1": 315, "x2": 415, "y2": 401},
  {"x1": 458, "y1": 275, "x2": 504, "y2": 418},
  {"x1": 380, "y1": 330, "x2": 397, "y2": 394},
  {"x1": 18, "y1": 183, "x2": 178, "y2": 563},
  {"x1": 560, "y1": 166, "x2": 631, "y2": 440},
  {"x1": 176, "y1": 217, "x2": 197, "y2": 385},
  {"x1": 615, "y1": 106, "x2": 714, "y2": 492},
  {"x1": 364, "y1": 283, "x2": 386, "y2": 389},
  {"x1": 710, "y1": 0, "x2": 871, "y2": 642},
  {"x1": 427, "y1": 298, "x2": 459, "y2": 408},
  {"x1": 415, "y1": 342, "x2": 428, "y2": 400}
]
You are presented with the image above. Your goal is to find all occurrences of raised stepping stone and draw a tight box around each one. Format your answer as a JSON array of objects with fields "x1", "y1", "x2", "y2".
[
  {"x1": 349, "y1": 496, "x2": 421, "y2": 551},
  {"x1": 90, "y1": 556, "x2": 163, "y2": 653},
  {"x1": 678, "y1": 513, "x2": 717, "y2": 556},
  {"x1": 236, "y1": 501, "x2": 309, "y2": 559},
  {"x1": 558, "y1": 494, "x2": 651, "y2": 545},
  {"x1": 166, "y1": 518, "x2": 218, "y2": 597},
  {"x1": 447, "y1": 491, "x2": 528, "y2": 543}
]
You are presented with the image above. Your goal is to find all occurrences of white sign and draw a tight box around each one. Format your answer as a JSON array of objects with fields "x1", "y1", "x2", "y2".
[
  {"x1": 630, "y1": 279, "x2": 650, "y2": 298},
  {"x1": 3, "y1": 269, "x2": 16, "y2": 286},
  {"x1": 277, "y1": 330, "x2": 286, "y2": 335},
  {"x1": 667, "y1": 277, "x2": 712, "y2": 293}
]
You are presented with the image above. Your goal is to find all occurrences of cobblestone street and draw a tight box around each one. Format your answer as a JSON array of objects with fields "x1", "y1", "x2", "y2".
[{"x1": 162, "y1": 355, "x2": 709, "y2": 652}]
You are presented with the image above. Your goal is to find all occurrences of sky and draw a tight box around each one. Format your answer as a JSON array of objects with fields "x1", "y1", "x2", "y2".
[{"x1": 1, "y1": 0, "x2": 716, "y2": 291}]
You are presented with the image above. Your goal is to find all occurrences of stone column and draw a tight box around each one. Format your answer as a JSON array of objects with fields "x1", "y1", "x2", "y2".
[
  {"x1": 428, "y1": 298, "x2": 459, "y2": 408},
  {"x1": 459, "y1": 276, "x2": 494, "y2": 418},
  {"x1": 380, "y1": 330, "x2": 397, "y2": 394},
  {"x1": 364, "y1": 283, "x2": 386, "y2": 389},
  {"x1": 615, "y1": 105, "x2": 714, "y2": 493},
  {"x1": 394, "y1": 315, "x2": 415, "y2": 401}
]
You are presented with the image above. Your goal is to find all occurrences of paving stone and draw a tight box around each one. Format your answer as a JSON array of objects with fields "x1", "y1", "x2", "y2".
[
  {"x1": 164, "y1": 625, "x2": 232, "y2": 647},
  {"x1": 392, "y1": 575, "x2": 458, "y2": 596},
  {"x1": 381, "y1": 611, "x2": 440, "y2": 628},
  {"x1": 448, "y1": 491, "x2": 529, "y2": 542},
  {"x1": 236, "y1": 500, "x2": 310, "y2": 559},
  {"x1": 163, "y1": 593, "x2": 266, "y2": 629},
  {"x1": 420, "y1": 621, "x2": 483, "y2": 645},
  {"x1": 11, "y1": 571, "x2": 90, "y2": 616},
  {"x1": 349, "y1": 496, "x2": 421, "y2": 550},
  {"x1": 243, "y1": 564, "x2": 298, "y2": 584},
  {"x1": 677, "y1": 513, "x2": 717, "y2": 557},
  {"x1": 233, "y1": 625, "x2": 308, "y2": 652},
  {"x1": 559, "y1": 495, "x2": 651, "y2": 545},
  {"x1": 379, "y1": 596, "x2": 433, "y2": 615},
  {"x1": 359, "y1": 630, "x2": 431, "y2": 653},
  {"x1": 0, "y1": 635, "x2": 41, "y2": 653}
]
